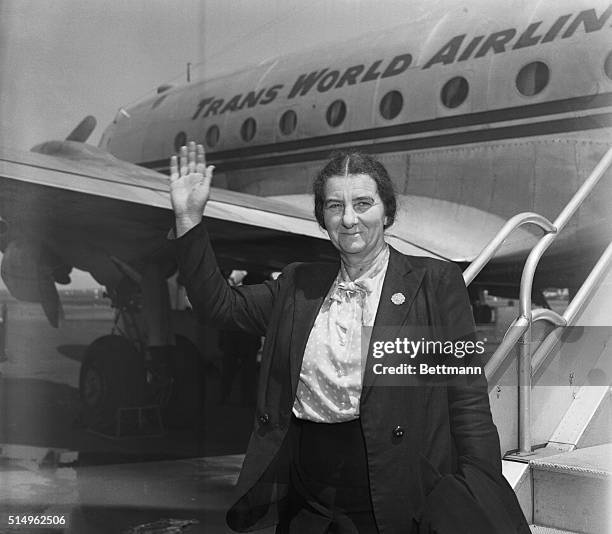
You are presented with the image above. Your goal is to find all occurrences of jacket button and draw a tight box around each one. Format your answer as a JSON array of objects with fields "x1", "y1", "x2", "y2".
[
  {"x1": 259, "y1": 413, "x2": 270, "y2": 425},
  {"x1": 392, "y1": 425, "x2": 404, "y2": 438}
]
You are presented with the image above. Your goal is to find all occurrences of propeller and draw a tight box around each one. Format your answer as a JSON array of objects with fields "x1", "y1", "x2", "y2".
[{"x1": 38, "y1": 275, "x2": 64, "y2": 328}]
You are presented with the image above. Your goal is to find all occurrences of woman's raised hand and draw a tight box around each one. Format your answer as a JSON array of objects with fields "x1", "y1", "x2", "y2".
[{"x1": 169, "y1": 142, "x2": 215, "y2": 237}]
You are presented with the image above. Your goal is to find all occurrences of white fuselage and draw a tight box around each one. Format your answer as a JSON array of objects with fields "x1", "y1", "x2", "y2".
[{"x1": 100, "y1": 0, "x2": 612, "y2": 283}]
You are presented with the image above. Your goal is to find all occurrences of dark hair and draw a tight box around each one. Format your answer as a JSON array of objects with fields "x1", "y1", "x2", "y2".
[{"x1": 313, "y1": 151, "x2": 397, "y2": 229}]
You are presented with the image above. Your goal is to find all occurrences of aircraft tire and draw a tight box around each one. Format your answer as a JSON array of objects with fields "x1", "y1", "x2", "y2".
[
  {"x1": 79, "y1": 335, "x2": 144, "y2": 433},
  {"x1": 163, "y1": 335, "x2": 205, "y2": 429}
]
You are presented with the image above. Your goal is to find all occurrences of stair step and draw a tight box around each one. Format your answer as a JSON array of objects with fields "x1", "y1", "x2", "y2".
[
  {"x1": 531, "y1": 444, "x2": 611, "y2": 533},
  {"x1": 529, "y1": 525, "x2": 579, "y2": 534},
  {"x1": 531, "y1": 443, "x2": 611, "y2": 478}
]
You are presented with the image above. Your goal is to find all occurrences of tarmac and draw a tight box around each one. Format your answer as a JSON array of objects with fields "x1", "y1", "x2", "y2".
[
  {"x1": 0, "y1": 300, "x2": 258, "y2": 533},
  {"x1": 0, "y1": 296, "x2": 567, "y2": 533}
]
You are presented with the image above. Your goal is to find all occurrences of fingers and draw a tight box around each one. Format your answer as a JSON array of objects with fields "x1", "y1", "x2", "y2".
[
  {"x1": 173, "y1": 142, "x2": 208, "y2": 178},
  {"x1": 202, "y1": 164, "x2": 215, "y2": 190},
  {"x1": 196, "y1": 144, "x2": 206, "y2": 174},
  {"x1": 188, "y1": 141, "x2": 196, "y2": 173},
  {"x1": 179, "y1": 146, "x2": 188, "y2": 176},
  {"x1": 169, "y1": 155, "x2": 179, "y2": 182}
]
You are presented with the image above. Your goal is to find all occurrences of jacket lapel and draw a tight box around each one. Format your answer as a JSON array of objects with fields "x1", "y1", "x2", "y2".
[
  {"x1": 361, "y1": 247, "x2": 426, "y2": 401},
  {"x1": 288, "y1": 248, "x2": 426, "y2": 402},
  {"x1": 289, "y1": 261, "x2": 338, "y2": 397}
]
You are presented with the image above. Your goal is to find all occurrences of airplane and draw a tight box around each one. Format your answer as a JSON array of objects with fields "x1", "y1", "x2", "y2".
[{"x1": 0, "y1": 0, "x2": 611, "y2": 433}]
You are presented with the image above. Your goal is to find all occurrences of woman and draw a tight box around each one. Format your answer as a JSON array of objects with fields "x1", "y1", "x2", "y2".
[{"x1": 169, "y1": 143, "x2": 529, "y2": 534}]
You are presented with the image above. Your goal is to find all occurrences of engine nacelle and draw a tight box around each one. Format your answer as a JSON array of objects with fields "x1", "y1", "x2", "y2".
[{"x1": 1, "y1": 240, "x2": 70, "y2": 327}]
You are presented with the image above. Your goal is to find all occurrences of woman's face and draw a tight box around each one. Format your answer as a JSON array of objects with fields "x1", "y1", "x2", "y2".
[{"x1": 323, "y1": 173, "x2": 387, "y2": 263}]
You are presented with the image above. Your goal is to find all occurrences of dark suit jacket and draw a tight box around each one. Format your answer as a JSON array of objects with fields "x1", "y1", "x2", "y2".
[{"x1": 175, "y1": 223, "x2": 530, "y2": 534}]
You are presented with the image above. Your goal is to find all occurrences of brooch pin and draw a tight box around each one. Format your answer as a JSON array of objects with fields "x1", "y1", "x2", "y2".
[{"x1": 391, "y1": 292, "x2": 405, "y2": 305}]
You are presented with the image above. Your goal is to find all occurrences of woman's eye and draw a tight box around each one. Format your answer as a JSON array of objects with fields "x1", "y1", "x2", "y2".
[{"x1": 354, "y1": 201, "x2": 373, "y2": 212}]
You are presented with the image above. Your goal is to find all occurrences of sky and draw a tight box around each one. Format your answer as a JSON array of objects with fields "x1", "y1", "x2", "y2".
[
  {"x1": 0, "y1": 0, "x2": 434, "y2": 289},
  {"x1": 0, "y1": 0, "x2": 440, "y2": 150}
]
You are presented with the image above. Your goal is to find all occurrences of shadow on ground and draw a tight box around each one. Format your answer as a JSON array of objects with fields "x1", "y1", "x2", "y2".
[{"x1": 0, "y1": 375, "x2": 254, "y2": 465}]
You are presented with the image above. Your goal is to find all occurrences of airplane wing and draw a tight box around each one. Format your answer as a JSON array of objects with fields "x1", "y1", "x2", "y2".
[
  {"x1": 1, "y1": 141, "x2": 505, "y2": 278},
  {"x1": 0, "y1": 143, "x2": 326, "y2": 243},
  {"x1": 0, "y1": 142, "x2": 334, "y2": 277},
  {"x1": 0, "y1": 142, "x2": 341, "y2": 325},
  {"x1": 0, "y1": 143, "x2": 495, "y2": 261},
  {"x1": 0, "y1": 141, "x2": 539, "y2": 326}
]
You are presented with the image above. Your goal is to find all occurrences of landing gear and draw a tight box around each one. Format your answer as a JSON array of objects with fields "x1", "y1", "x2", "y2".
[
  {"x1": 79, "y1": 335, "x2": 144, "y2": 433},
  {"x1": 78, "y1": 333, "x2": 205, "y2": 433},
  {"x1": 78, "y1": 264, "x2": 205, "y2": 434}
]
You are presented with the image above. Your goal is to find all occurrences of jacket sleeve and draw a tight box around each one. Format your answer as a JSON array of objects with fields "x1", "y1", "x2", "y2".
[
  {"x1": 437, "y1": 261, "x2": 502, "y2": 478},
  {"x1": 419, "y1": 262, "x2": 529, "y2": 534},
  {"x1": 170, "y1": 222, "x2": 293, "y2": 337}
]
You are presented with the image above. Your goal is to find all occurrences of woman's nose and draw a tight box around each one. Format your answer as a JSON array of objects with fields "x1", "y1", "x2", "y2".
[{"x1": 342, "y1": 204, "x2": 358, "y2": 227}]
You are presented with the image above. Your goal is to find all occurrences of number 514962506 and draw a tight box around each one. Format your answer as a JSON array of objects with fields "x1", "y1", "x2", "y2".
[{"x1": 7, "y1": 514, "x2": 67, "y2": 526}]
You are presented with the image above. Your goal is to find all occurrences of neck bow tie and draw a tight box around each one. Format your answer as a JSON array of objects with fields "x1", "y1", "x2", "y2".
[{"x1": 331, "y1": 278, "x2": 374, "y2": 302}]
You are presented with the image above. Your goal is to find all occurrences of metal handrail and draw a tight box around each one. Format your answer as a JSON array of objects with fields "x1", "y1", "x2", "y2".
[
  {"x1": 485, "y1": 310, "x2": 566, "y2": 382},
  {"x1": 558, "y1": 241, "x2": 612, "y2": 327},
  {"x1": 515, "y1": 146, "x2": 612, "y2": 453},
  {"x1": 519, "y1": 147, "x2": 612, "y2": 319},
  {"x1": 531, "y1": 241, "x2": 612, "y2": 379},
  {"x1": 463, "y1": 213, "x2": 556, "y2": 285},
  {"x1": 531, "y1": 308, "x2": 567, "y2": 329},
  {"x1": 476, "y1": 145, "x2": 612, "y2": 454},
  {"x1": 485, "y1": 316, "x2": 528, "y2": 382}
]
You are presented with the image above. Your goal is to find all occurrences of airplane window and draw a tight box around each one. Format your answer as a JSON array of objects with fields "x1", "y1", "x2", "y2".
[
  {"x1": 241, "y1": 118, "x2": 257, "y2": 142},
  {"x1": 279, "y1": 110, "x2": 297, "y2": 135},
  {"x1": 604, "y1": 52, "x2": 612, "y2": 80},
  {"x1": 326, "y1": 100, "x2": 346, "y2": 127},
  {"x1": 174, "y1": 131, "x2": 187, "y2": 152},
  {"x1": 516, "y1": 61, "x2": 549, "y2": 96},
  {"x1": 441, "y1": 77, "x2": 469, "y2": 108},
  {"x1": 206, "y1": 125, "x2": 220, "y2": 147},
  {"x1": 380, "y1": 91, "x2": 403, "y2": 120}
]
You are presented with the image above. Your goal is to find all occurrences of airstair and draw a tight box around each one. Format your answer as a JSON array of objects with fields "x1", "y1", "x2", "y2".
[{"x1": 464, "y1": 147, "x2": 612, "y2": 534}]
